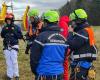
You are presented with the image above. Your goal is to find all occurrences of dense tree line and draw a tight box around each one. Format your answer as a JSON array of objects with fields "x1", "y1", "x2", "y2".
[{"x1": 59, "y1": 0, "x2": 100, "y2": 26}]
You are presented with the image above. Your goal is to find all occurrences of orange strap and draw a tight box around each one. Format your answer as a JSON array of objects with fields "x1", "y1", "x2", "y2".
[
  {"x1": 29, "y1": 24, "x2": 33, "y2": 37},
  {"x1": 85, "y1": 27, "x2": 95, "y2": 46}
]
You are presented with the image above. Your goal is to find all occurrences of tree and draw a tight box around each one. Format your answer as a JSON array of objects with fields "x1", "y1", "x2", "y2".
[{"x1": 59, "y1": 0, "x2": 100, "y2": 25}]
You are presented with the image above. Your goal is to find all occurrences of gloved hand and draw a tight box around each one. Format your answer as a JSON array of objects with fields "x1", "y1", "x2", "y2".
[
  {"x1": 25, "y1": 45, "x2": 30, "y2": 54},
  {"x1": 25, "y1": 49, "x2": 29, "y2": 54}
]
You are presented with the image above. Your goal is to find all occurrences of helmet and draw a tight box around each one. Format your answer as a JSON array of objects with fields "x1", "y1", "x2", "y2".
[
  {"x1": 5, "y1": 13, "x2": 14, "y2": 22},
  {"x1": 5, "y1": 13, "x2": 14, "y2": 19},
  {"x1": 69, "y1": 9, "x2": 88, "y2": 21},
  {"x1": 42, "y1": 10, "x2": 59, "y2": 22},
  {"x1": 28, "y1": 9, "x2": 39, "y2": 17}
]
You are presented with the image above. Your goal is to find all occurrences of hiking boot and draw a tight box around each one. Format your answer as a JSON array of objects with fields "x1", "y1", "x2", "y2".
[
  {"x1": 6, "y1": 76, "x2": 13, "y2": 80},
  {"x1": 15, "y1": 76, "x2": 19, "y2": 80}
]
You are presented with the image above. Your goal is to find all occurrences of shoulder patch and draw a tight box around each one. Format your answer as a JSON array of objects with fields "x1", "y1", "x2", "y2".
[{"x1": 48, "y1": 33, "x2": 66, "y2": 43}]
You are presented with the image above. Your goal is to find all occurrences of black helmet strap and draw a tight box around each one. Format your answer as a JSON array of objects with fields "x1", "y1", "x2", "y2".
[{"x1": 73, "y1": 10, "x2": 79, "y2": 20}]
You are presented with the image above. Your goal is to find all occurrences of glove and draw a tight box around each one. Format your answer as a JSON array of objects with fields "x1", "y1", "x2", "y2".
[
  {"x1": 25, "y1": 45, "x2": 30, "y2": 54},
  {"x1": 25, "y1": 49, "x2": 29, "y2": 54}
]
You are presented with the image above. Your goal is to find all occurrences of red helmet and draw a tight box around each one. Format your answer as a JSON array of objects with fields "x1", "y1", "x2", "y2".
[{"x1": 5, "y1": 13, "x2": 14, "y2": 22}]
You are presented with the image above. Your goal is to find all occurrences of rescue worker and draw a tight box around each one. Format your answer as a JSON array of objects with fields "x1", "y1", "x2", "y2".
[
  {"x1": 25, "y1": 9, "x2": 43, "y2": 54},
  {"x1": 1, "y1": 13, "x2": 23, "y2": 80},
  {"x1": 68, "y1": 9, "x2": 97, "y2": 80},
  {"x1": 59, "y1": 16, "x2": 70, "y2": 80},
  {"x1": 30, "y1": 10, "x2": 69, "y2": 80}
]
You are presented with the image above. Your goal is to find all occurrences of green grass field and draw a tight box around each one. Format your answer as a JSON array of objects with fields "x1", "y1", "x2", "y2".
[{"x1": 0, "y1": 26, "x2": 100, "y2": 80}]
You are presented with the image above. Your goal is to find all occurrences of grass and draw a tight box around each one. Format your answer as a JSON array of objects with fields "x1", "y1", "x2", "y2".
[
  {"x1": 0, "y1": 26, "x2": 100, "y2": 80},
  {"x1": 93, "y1": 26, "x2": 100, "y2": 80}
]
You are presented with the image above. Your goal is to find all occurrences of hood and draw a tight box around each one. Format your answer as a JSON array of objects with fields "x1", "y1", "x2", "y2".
[
  {"x1": 74, "y1": 21, "x2": 90, "y2": 32},
  {"x1": 59, "y1": 16, "x2": 70, "y2": 23},
  {"x1": 41, "y1": 24, "x2": 61, "y2": 32}
]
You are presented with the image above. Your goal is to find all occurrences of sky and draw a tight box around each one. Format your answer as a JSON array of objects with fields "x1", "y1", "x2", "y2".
[{"x1": 0, "y1": 0, "x2": 69, "y2": 19}]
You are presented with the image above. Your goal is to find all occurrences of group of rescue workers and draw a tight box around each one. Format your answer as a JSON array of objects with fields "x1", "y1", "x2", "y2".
[{"x1": 0, "y1": 8, "x2": 97, "y2": 80}]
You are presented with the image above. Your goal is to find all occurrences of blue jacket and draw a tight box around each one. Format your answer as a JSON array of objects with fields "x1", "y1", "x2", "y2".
[
  {"x1": 30, "y1": 24, "x2": 69, "y2": 75},
  {"x1": 67, "y1": 22, "x2": 97, "y2": 68},
  {"x1": 1, "y1": 24, "x2": 23, "y2": 48}
]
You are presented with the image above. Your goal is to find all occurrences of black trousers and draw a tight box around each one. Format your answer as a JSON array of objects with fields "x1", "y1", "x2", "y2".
[{"x1": 35, "y1": 74, "x2": 63, "y2": 80}]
